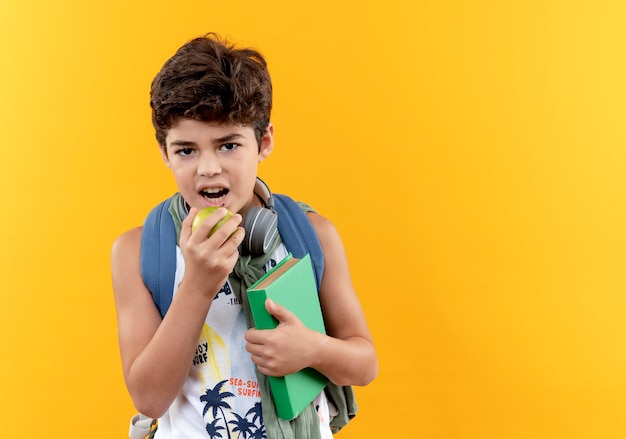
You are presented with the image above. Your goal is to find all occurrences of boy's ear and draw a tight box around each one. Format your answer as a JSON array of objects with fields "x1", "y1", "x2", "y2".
[
  {"x1": 160, "y1": 145, "x2": 171, "y2": 168},
  {"x1": 258, "y1": 124, "x2": 274, "y2": 162}
]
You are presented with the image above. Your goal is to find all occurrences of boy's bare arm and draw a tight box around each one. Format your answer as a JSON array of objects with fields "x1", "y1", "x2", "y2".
[
  {"x1": 244, "y1": 213, "x2": 378, "y2": 386},
  {"x1": 111, "y1": 209, "x2": 243, "y2": 418},
  {"x1": 310, "y1": 212, "x2": 378, "y2": 385}
]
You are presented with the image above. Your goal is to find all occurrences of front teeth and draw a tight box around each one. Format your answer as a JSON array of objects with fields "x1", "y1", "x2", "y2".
[
  {"x1": 202, "y1": 188, "x2": 222, "y2": 194},
  {"x1": 201, "y1": 187, "x2": 227, "y2": 199}
]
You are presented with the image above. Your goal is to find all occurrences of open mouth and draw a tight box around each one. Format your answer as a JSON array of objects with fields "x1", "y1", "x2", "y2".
[{"x1": 200, "y1": 187, "x2": 229, "y2": 204}]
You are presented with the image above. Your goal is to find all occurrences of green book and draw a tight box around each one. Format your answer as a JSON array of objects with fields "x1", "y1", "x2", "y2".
[{"x1": 247, "y1": 253, "x2": 329, "y2": 420}]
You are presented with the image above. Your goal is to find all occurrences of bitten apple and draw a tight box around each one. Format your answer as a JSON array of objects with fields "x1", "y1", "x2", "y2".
[{"x1": 191, "y1": 207, "x2": 234, "y2": 237}]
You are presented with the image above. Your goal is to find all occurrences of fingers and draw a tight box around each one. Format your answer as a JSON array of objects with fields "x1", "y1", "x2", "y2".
[
  {"x1": 244, "y1": 333, "x2": 282, "y2": 377},
  {"x1": 179, "y1": 208, "x2": 244, "y2": 293},
  {"x1": 188, "y1": 207, "x2": 244, "y2": 248},
  {"x1": 244, "y1": 329, "x2": 304, "y2": 377},
  {"x1": 179, "y1": 207, "x2": 198, "y2": 243},
  {"x1": 211, "y1": 213, "x2": 244, "y2": 247},
  {"x1": 264, "y1": 299, "x2": 297, "y2": 324},
  {"x1": 251, "y1": 358, "x2": 282, "y2": 377}
]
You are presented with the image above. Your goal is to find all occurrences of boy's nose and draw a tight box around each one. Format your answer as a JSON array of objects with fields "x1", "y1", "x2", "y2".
[{"x1": 197, "y1": 156, "x2": 222, "y2": 176}]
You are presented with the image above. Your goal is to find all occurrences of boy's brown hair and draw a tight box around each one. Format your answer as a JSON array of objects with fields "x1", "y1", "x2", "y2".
[{"x1": 150, "y1": 33, "x2": 272, "y2": 148}]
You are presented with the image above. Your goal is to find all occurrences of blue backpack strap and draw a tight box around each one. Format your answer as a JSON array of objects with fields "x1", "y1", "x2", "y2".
[
  {"x1": 273, "y1": 194, "x2": 325, "y2": 291},
  {"x1": 140, "y1": 197, "x2": 177, "y2": 318}
]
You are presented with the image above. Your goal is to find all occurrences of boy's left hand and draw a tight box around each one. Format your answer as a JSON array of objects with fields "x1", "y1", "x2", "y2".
[{"x1": 244, "y1": 299, "x2": 323, "y2": 377}]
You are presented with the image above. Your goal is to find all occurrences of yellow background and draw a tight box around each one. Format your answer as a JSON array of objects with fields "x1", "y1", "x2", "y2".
[{"x1": 1, "y1": 1, "x2": 626, "y2": 438}]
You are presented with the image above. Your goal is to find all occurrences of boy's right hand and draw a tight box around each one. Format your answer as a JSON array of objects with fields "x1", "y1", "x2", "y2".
[{"x1": 178, "y1": 207, "x2": 244, "y2": 298}]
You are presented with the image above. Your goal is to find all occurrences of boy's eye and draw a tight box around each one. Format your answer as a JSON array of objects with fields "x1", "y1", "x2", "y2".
[
  {"x1": 176, "y1": 148, "x2": 195, "y2": 156},
  {"x1": 220, "y1": 143, "x2": 238, "y2": 152}
]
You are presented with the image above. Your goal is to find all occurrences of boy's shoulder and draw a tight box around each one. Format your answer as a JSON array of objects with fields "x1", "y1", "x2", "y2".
[
  {"x1": 280, "y1": 197, "x2": 336, "y2": 239},
  {"x1": 112, "y1": 226, "x2": 143, "y2": 258}
]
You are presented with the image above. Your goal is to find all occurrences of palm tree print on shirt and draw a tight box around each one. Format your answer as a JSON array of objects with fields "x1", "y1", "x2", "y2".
[
  {"x1": 205, "y1": 418, "x2": 226, "y2": 439},
  {"x1": 201, "y1": 380, "x2": 265, "y2": 438},
  {"x1": 229, "y1": 402, "x2": 265, "y2": 439}
]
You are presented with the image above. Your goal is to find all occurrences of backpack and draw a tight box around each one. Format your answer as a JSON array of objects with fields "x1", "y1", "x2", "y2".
[
  {"x1": 132, "y1": 194, "x2": 357, "y2": 438},
  {"x1": 140, "y1": 193, "x2": 325, "y2": 318}
]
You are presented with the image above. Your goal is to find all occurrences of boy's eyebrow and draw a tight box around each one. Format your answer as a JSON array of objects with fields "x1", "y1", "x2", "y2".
[
  {"x1": 168, "y1": 133, "x2": 245, "y2": 147},
  {"x1": 169, "y1": 139, "x2": 197, "y2": 147},
  {"x1": 212, "y1": 133, "x2": 245, "y2": 144}
]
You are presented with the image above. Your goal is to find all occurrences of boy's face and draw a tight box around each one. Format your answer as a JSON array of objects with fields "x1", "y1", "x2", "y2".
[{"x1": 161, "y1": 118, "x2": 273, "y2": 217}]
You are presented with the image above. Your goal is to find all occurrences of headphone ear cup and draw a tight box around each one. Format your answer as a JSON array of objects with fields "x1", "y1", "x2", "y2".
[{"x1": 241, "y1": 207, "x2": 279, "y2": 255}]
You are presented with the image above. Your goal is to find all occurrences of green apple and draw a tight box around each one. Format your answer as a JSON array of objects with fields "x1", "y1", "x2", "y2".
[{"x1": 191, "y1": 206, "x2": 234, "y2": 237}]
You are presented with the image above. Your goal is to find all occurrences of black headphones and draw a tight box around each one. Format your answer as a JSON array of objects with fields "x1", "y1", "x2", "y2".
[
  {"x1": 179, "y1": 177, "x2": 278, "y2": 255},
  {"x1": 240, "y1": 177, "x2": 279, "y2": 255}
]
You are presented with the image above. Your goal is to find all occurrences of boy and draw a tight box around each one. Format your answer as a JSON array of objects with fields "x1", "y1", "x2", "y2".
[{"x1": 111, "y1": 33, "x2": 377, "y2": 438}]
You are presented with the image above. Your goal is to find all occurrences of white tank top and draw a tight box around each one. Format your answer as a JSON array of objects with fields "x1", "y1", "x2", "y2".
[{"x1": 154, "y1": 244, "x2": 334, "y2": 439}]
